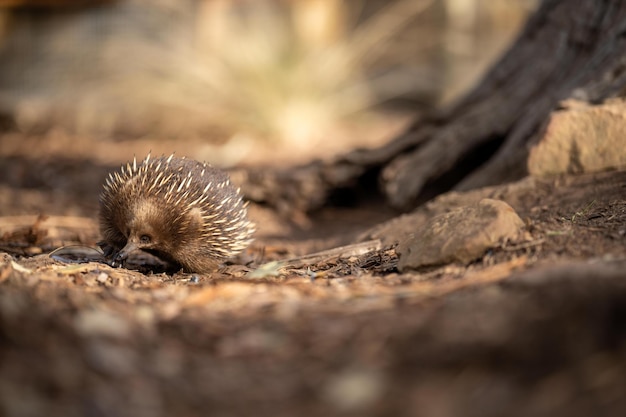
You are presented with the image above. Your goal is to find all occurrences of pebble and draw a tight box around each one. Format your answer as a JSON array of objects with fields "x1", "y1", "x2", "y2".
[{"x1": 74, "y1": 309, "x2": 132, "y2": 340}]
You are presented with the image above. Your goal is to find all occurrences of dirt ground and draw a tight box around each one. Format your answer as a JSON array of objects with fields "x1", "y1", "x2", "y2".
[{"x1": 1, "y1": 134, "x2": 626, "y2": 417}]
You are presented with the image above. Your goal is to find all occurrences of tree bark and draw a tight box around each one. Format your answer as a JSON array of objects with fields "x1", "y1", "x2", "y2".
[
  {"x1": 371, "y1": 0, "x2": 626, "y2": 207},
  {"x1": 243, "y1": 0, "x2": 626, "y2": 211}
]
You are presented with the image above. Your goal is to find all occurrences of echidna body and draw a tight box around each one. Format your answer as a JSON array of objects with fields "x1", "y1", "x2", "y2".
[{"x1": 98, "y1": 154, "x2": 255, "y2": 273}]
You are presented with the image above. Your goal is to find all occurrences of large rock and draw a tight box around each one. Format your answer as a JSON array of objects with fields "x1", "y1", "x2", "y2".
[
  {"x1": 397, "y1": 198, "x2": 524, "y2": 271},
  {"x1": 528, "y1": 99, "x2": 626, "y2": 176}
]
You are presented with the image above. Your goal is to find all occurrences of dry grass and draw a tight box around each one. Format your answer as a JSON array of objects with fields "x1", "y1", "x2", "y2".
[
  {"x1": 112, "y1": 0, "x2": 437, "y2": 146},
  {"x1": 0, "y1": 0, "x2": 535, "y2": 154}
]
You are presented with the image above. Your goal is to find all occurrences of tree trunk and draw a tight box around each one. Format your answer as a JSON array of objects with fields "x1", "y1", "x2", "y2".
[
  {"x1": 243, "y1": 0, "x2": 626, "y2": 211},
  {"x1": 378, "y1": 0, "x2": 626, "y2": 208}
]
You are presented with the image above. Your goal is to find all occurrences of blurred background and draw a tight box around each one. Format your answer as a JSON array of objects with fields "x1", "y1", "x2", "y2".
[{"x1": 0, "y1": 0, "x2": 537, "y2": 168}]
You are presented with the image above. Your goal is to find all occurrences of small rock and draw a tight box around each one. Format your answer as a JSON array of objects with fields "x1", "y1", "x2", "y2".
[
  {"x1": 323, "y1": 368, "x2": 385, "y2": 412},
  {"x1": 85, "y1": 340, "x2": 137, "y2": 377},
  {"x1": 397, "y1": 199, "x2": 524, "y2": 271},
  {"x1": 24, "y1": 246, "x2": 43, "y2": 255},
  {"x1": 96, "y1": 272, "x2": 109, "y2": 284},
  {"x1": 74, "y1": 309, "x2": 132, "y2": 340}
]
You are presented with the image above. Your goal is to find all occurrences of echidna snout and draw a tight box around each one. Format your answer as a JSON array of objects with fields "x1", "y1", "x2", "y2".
[
  {"x1": 98, "y1": 154, "x2": 255, "y2": 273},
  {"x1": 110, "y1": 199, "x2": 163, "y2": 263}
]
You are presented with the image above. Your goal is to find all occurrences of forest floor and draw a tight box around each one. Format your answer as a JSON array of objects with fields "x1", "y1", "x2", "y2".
[{"x1": 1, "y1": 132, "x2": 625, "y2": 417}]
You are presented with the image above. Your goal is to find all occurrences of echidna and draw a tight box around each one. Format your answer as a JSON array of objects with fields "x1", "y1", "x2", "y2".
[{"x1": 98, "y1": 154, "x2": 255, "y2": 273}]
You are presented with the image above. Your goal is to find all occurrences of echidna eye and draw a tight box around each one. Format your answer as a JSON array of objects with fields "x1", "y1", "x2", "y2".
[{"x1": 140, "y1": 235, "x2": 151, "y2": 244}]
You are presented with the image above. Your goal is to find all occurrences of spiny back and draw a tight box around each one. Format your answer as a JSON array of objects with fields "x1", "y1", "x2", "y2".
[{"x1": 99, "y1": 154, "x2": 255, "y2": 272}]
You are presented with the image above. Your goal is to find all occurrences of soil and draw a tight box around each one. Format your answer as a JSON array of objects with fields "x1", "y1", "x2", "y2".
[{"x1": 1, "y1": 134, "x2": 625, "y2": 417}]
